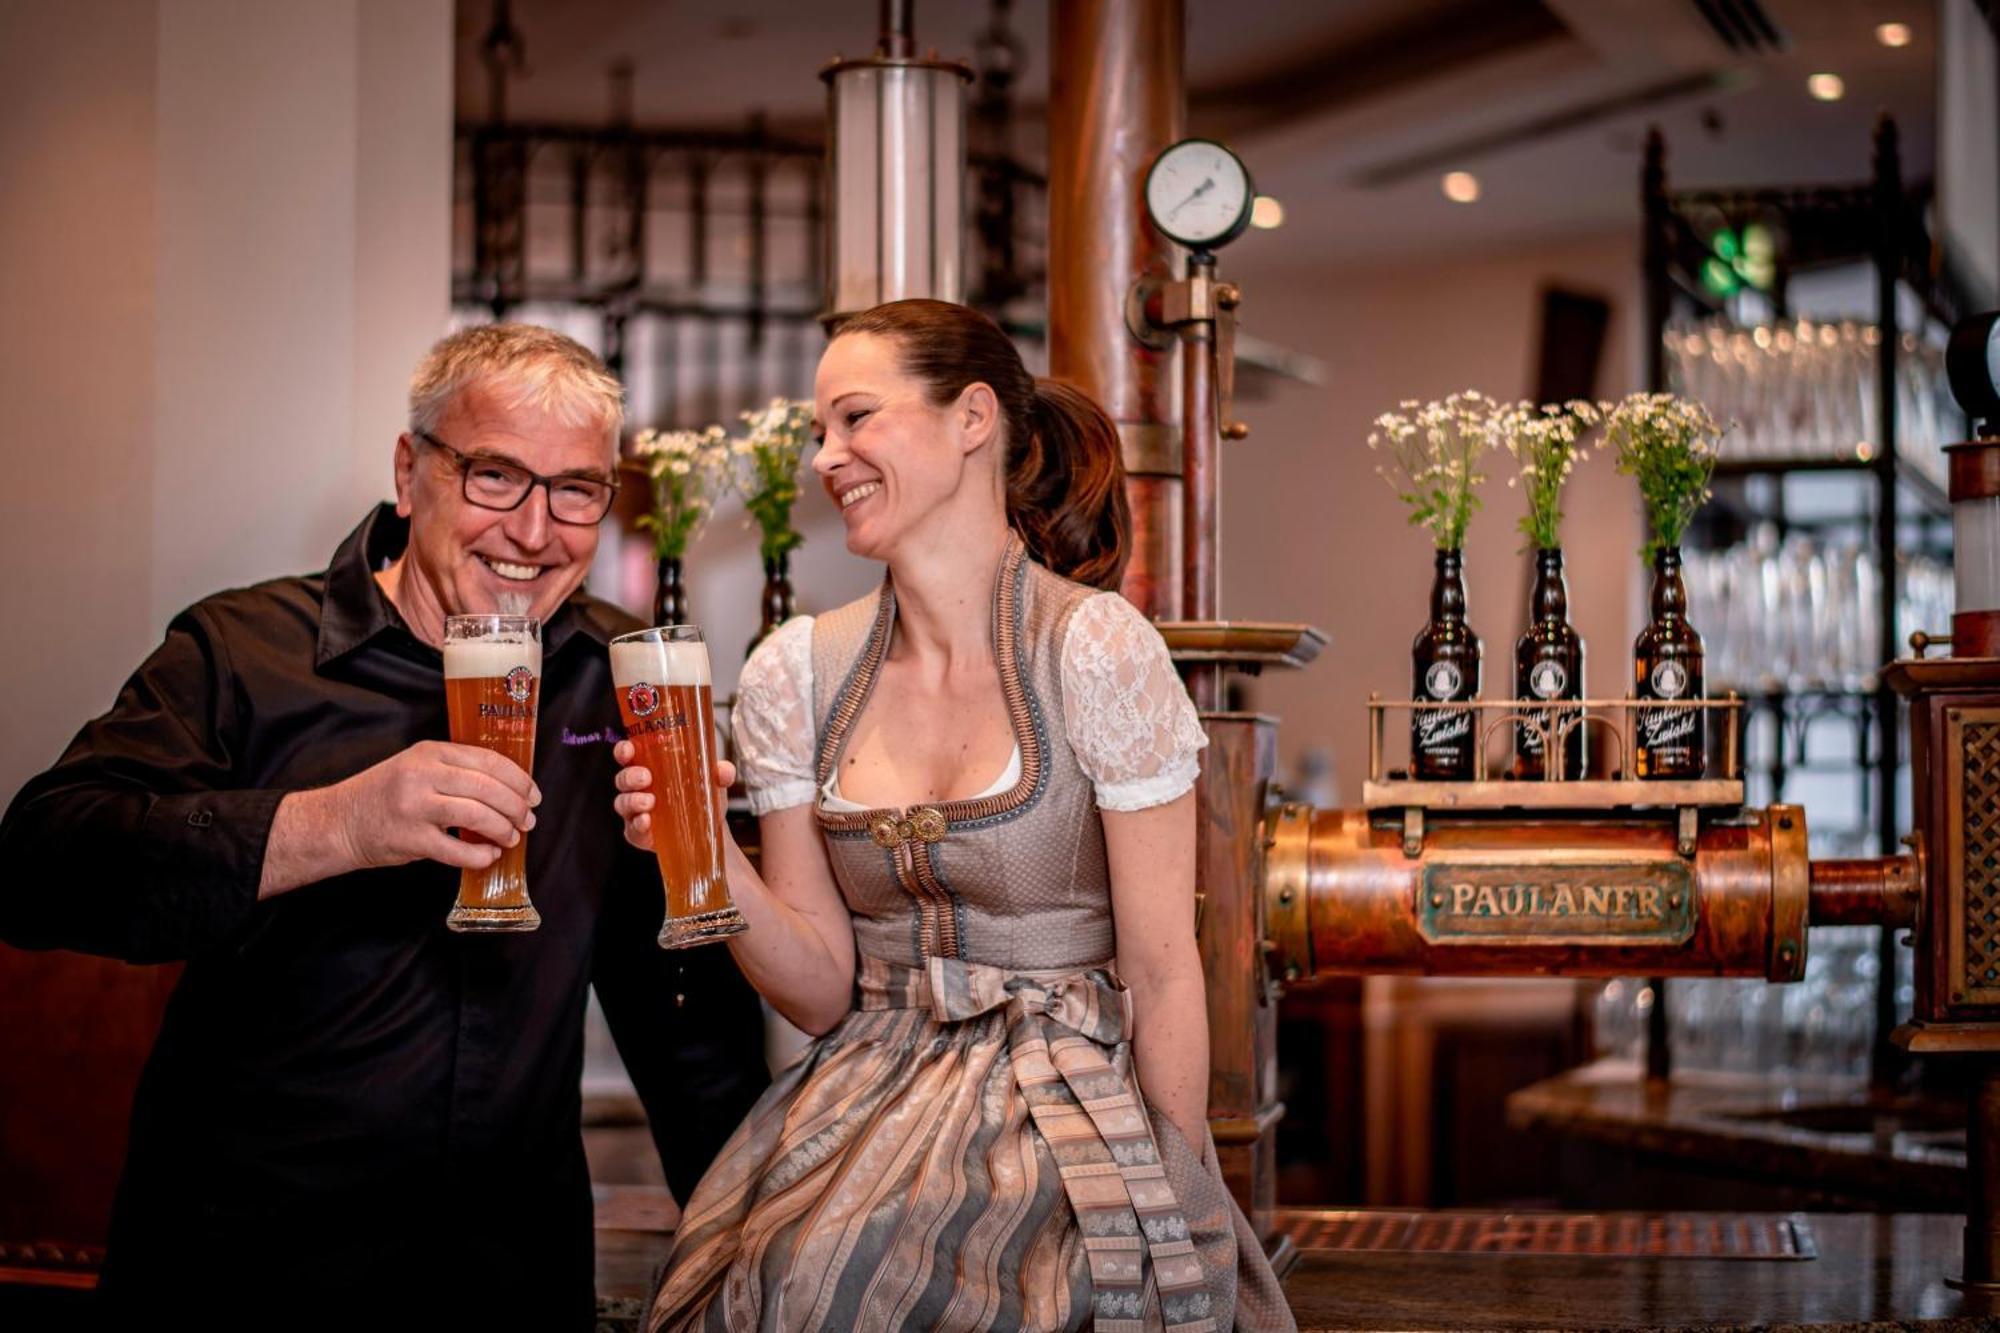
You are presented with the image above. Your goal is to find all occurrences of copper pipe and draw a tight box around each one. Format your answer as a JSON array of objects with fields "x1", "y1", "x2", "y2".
[
  {"x1": 1123, "y1": 478, "x2": 1184, "y2": 621},
  {"x1": 1179, "y1": 257, "x2": 1220, "y2": 710},
  {"x1": 1808, "y1": 855, "x2": 1920, "y2": 929},
  {"x1": 1047, "y1": 0, "x2": 1185, "y2": 619},
  {"x1": 1182, "y1": 255, "x2": 1219, "y2": 624}
]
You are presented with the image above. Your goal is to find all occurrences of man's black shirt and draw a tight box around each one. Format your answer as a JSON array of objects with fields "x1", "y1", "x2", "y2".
[{"x1": 0, "y1": 505, "x2": 768, "y2": 1324}]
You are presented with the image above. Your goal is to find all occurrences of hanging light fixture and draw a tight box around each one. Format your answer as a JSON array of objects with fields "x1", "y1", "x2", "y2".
[{"x1": 820, "y1": 0, "x2": 973, "y2": 326}]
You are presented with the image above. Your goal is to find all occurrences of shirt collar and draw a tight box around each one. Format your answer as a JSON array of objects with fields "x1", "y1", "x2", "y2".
[{"x1": 315, "y1": 503, "x2": 615, "y2": 668}]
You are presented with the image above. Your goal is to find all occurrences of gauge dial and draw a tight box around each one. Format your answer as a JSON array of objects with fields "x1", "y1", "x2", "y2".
[
  {"x1": 1948, "y1": 311, "x2": 2000, "y2": 424},
  {"x1": 1144, "y1": 139, "x2": 1254, "y2": 250}
]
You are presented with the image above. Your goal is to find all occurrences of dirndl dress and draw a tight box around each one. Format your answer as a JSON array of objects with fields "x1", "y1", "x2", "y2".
[{"x1": 647, "y1": 537, "x2": 1295, "y2": 1333}]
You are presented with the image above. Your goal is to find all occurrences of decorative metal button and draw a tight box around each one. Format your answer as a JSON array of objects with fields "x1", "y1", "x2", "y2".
[{"x1": 868, "y1": 806, "x2": 949, "y2": 849}]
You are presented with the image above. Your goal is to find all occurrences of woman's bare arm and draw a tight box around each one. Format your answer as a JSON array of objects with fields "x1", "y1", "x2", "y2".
[
  {"x1": 615, "y1": 749, "x2": 856, "y2": 1034},
  {"x1": 1102, "y1": 790, "x2": 1210, "y2": 1151}
]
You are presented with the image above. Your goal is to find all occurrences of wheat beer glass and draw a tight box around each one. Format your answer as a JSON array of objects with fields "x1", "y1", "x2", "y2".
[
  {"x1": 443, "y1": 614, "x2": 542, "y2": 932},
  {"x1": 609, "y1": 625, "x2": 746, "y2": 948}
]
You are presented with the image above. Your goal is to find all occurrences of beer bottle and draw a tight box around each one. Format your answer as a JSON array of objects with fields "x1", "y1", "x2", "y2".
[
  {"x1": 1633, "y1": 544, "x2": 1705, "y2": 778},
  {"x1": 1412, "y1": 548, "x2": 1481, "y2": 780},
  {"x1": 1515, "y1": 548, "x2": 1585, "y2": 780}
]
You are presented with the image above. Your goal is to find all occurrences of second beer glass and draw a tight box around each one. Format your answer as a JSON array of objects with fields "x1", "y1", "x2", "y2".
[
  {"x1": 443, "y1": 614, "x2": 542, "y2": 932},
  {"x1": 610, "y1": 625, "x2": 747, "y2": 949}
]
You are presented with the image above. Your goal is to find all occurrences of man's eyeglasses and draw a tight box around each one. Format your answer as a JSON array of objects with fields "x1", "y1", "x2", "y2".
[{"x1": 414, "y1": 430, "x2": 618, "y2": 525}]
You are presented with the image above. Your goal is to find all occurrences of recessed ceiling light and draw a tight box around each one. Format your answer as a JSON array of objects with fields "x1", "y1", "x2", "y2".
[
  {"x1": 1807, "y1": 72, "x2": 1846, "y2": 101},
  {"x1": 1251, "y1": 195, "x2": 1285, "y2": 229},
  {"x1": 1875, "y1": 22, "x2": 1912, "y2": 48},
  {"x1": 1441, "y1": 171, "x2": 1480, "y2": 204}
]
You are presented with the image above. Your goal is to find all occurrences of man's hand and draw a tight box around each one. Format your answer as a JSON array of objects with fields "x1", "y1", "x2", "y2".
[
  {"x1": 259, "y1": 742, "x2": 540, "y2": 898},
  {"x1": 611, "y1": 739, "x2": 733, "y2": 853}
]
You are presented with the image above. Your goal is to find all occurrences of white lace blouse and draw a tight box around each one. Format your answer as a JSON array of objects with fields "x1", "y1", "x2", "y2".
[{"x1": 732, "y1": 592, "x2": 1208, "y2": 816}]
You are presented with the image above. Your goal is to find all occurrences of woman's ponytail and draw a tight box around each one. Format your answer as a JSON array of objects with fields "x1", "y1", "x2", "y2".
[{"x1": 1011, "y1": 379, "x2": 1130, "y2": 591}]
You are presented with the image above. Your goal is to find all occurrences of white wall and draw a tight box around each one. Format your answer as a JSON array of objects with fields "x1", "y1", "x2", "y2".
[
  {"x1": 1225, "y1": 232, "x2": 1646, "y2": 802},
  {"x1": 153, "y1": 0, "x2": 452, "y2": 625},
  {"x1": 0, "y1": 1, "x2": 161, "y2": 808},
  {"x1": 0, "y1": 0, "x2": 453, "y2": 807}
]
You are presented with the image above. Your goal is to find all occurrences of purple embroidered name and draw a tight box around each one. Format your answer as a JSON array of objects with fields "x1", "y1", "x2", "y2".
[{"x1": 560, "y1": 725, "x2": 625, "y2": 747}]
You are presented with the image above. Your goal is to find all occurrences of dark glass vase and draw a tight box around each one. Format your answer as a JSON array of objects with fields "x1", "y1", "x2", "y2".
[
  {"x1": 1633, "y1": 545, "x2": 1707, "y2": 779},
  {"x1": 652, "y1": 555, "x2": 687, "y2": 627},
  {"x1": 1514, "y1": 548, "x2": 1586, "y2": 780},
  {"x1": 1411, "y1": 548, "x2": 1481, "y2": 781},
  {"x1": 748, "y1": 551, "x2": 795, "y2": 656}
]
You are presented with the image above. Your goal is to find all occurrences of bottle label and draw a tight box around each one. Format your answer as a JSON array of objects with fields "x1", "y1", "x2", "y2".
[
  {"x1": 1424, "y1": 661, "x2": 1464, "y2": 700},
  {"x1": 1529, "y1": 660, "x2": 1569, "y2": 700},
  {"x1": 1636, "y1": 707, "x2": 1698, "y2": 750},
  {"x1": 1416, "y1": 707, "x2": 1472, "y2": 752},
  {"x1": 1638, "y1": 656, "x2": 1700, "y2": 766}
]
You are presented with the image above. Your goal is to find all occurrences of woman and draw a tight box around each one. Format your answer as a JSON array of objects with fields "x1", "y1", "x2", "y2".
[{"x1": 614, "y1": 299, "x2": 1293, "y2": 1332}]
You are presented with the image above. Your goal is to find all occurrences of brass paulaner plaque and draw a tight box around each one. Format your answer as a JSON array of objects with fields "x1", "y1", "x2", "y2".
[{"x1": 1418, "y1": 860, "x2": 1695, "y2": 946}]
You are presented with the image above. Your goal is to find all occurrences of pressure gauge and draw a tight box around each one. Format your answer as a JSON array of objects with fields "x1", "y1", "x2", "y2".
[
  {"x1": 1948, "y1": 311, "x2": 2000, "y2": 430},
  {"x1": 1144, "y1": 138, "x2": 1254, "y2": 251}
]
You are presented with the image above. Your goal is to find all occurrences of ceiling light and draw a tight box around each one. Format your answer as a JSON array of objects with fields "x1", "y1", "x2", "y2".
[
  {"x1": 1807, "y1": 72, "x2": 1846, "y2": 101},
  {"x1": 1250, "y1": 195, "x2": 1285, "y2": 229},
  {"x1": 1441, "y1": 171, "x2": 1480, "y2": 204},
  {"x1": 1875, "y1": 22, "x2": 1912, "y2": 48}
]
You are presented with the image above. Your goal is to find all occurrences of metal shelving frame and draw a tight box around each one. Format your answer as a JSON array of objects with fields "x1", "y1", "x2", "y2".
[{"x1": 1640, "y1": 116, "x2": 1964, "y2": 1088}]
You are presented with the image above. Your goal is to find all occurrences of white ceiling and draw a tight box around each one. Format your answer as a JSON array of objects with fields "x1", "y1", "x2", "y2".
[{"x1": 455, "y1": 0, "x2": 1946, "y2": 267}]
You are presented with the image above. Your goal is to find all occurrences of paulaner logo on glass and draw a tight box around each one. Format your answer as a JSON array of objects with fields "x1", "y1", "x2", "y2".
[
  {"x1": 624, "y1": 681, "x2": 688, "y2": 737},
  {"x1": 479, "y1": 664, "x2": 535, "y2": 719}
]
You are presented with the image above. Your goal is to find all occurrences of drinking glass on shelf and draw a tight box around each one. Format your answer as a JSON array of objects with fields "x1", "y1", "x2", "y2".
[
  {"x1": 1663, "y1": 316, "x2": 1954, "y2": 474},
  {"x1": 1687, "y1": 529, "x2": 1947, "y2": 694}
]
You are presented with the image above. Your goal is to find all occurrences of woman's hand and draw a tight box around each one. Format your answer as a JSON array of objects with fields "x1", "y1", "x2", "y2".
[
  {"x1": 612, "y1": 739, "x2": 734, "y2": 852},
  {"x1": 609, "y1": 747, "x2": 858, "y2": 1035}
]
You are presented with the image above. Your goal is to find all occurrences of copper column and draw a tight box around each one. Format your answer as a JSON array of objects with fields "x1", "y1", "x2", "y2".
[{"x1": 1047, "y1": 0, "x2": 1185, "y2": 620}]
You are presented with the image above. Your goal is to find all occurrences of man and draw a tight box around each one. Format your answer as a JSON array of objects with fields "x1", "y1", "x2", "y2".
[{"x1": 0, "y1": 325, "x2": 768, "y2": 1326}]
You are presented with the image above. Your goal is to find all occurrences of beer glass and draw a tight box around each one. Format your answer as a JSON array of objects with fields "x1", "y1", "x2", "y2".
[
  {"x1": 443, "y1": 614, "x2": 542, "y2": 932},
  {"x1": 609, "y1": 625, "x2": 746, "y2": 949}
]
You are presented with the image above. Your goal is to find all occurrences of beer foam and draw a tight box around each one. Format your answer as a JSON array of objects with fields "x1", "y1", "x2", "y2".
[
  {"x1": 610, "y1": 638, "x2": 710, "y2": 688},
  {"x1": 443, "y1": 637, "x2": 543, "y2": 679}
]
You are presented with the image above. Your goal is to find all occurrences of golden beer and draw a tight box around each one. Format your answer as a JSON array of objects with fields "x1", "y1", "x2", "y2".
[
  {"x1": 443, "y1": 615, "x2": 542, "y2": 932},
  {"x1": 609, "y1": 626, "x2": 745, "y2": 949}
]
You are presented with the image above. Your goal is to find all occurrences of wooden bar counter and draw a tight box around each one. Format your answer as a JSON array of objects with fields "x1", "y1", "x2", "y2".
[
  {"x1": 1508, "y1": 1058, "x2": 1965, "y2": 1210},
  {"x1": 588, "y1": 1188, "x2": 1995, "y2": 1330},
  {"x1": 1277, "y1": 1211, "x2": 1989, "y2": 1331}
]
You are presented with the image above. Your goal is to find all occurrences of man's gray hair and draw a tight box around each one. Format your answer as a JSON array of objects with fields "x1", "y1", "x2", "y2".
[{"x1": 409, "y1": 323, "x2": 625, "y2": 446}]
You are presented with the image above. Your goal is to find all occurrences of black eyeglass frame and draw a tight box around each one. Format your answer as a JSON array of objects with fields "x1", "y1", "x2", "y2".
[{"x1": 413, "y1": 428, "x2": 620, "y2": 525}]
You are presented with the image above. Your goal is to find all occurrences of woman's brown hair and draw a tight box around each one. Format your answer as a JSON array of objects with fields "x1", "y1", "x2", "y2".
[{"x1": 834, "y1": 299, "x2": 1130, "y2": 591}]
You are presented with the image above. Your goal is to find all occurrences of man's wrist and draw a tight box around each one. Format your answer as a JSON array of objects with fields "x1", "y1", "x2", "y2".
[{"x1": 259, "y1": 783, "x2": 358, "y2": 899}]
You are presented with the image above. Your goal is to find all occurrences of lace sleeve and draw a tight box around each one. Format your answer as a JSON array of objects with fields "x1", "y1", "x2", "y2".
[
  {"x1": 730, "y1": 615, "x2": 817, "y2": 815},
  {"x1": 1060, "y1": 593, "x2": 1207, "y2": 812}
]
